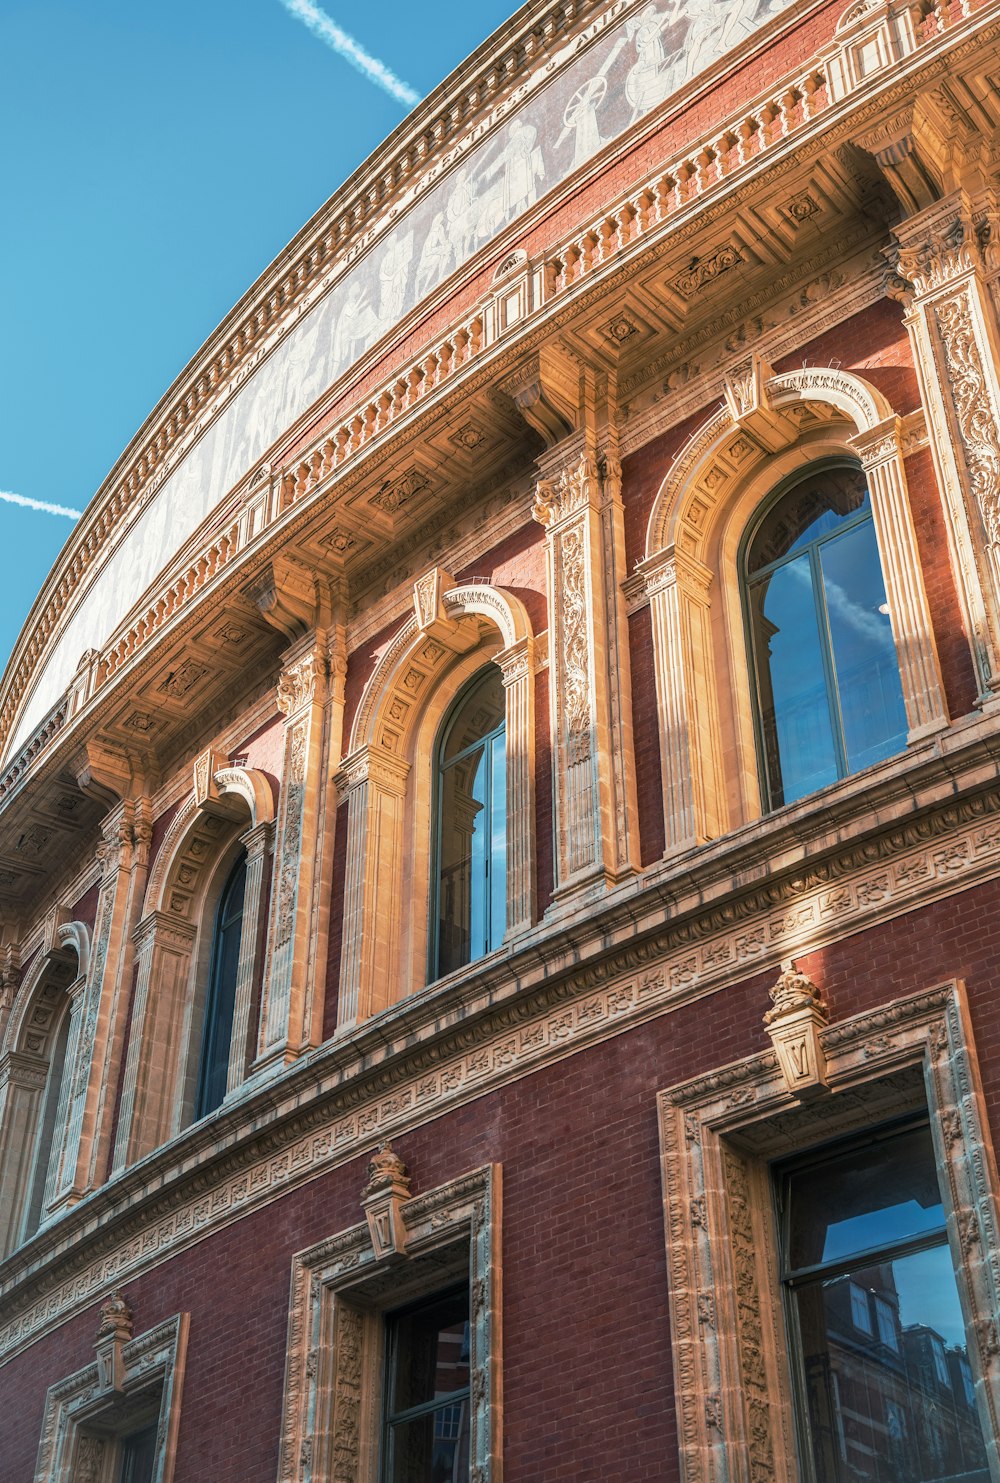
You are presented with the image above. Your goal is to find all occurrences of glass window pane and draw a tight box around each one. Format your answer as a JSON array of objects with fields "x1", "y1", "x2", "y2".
[
  {"x1": 748, "y1": 552, "x2": 840, "y2": 807},
  {"x1": 389, "y1": 1292, "x2": 470, "y2": 1414},
  {"x1": 489, "y1": 732, "x2": 506, "y2": 951},
  {"x1": 435, "y1": 667, "x2": 505, "y2": 978},
  {"x1": 819, "y1": 521, "x2": 907, "y2": 774},
  {"x1": 386, "y1": 1405, "x2": 470, "y2": 1483},
  {"x1": 747, "y1": 467, "x2": 869, "y2": 574},
  {"x1": 119, "y1": 1425, "x2": 158, "y2": 1483},
  {"x1": 437, "y1": 742, "x2": 487, "y2": 975},
  {"x1": 195, "y1": 854, "x2": 247, "y2": 1120},
  {"x1": 793, "y1": 1244, "x2": 989, "y2": 1483},
  {"x1": 787, "y1": 1126, "x2": 945, "y2": 1271}
]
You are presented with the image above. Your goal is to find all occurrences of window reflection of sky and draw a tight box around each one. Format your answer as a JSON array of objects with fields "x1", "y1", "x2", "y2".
[{"x1": 820, "y1": 1199, "x2": 945, "y2": 1265}]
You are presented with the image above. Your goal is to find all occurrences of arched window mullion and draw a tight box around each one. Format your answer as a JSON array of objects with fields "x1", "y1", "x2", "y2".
[{"x1": 806, "y1": 541, "x2": 851, "y2": 785}]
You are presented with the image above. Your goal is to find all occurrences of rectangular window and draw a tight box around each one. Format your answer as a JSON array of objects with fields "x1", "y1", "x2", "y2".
[
  {"x1": 777, "y1": 1120, "x2": 990, "y2": 1483},
  {"x1": 382, "y1": 1286, "x2": 471, "y2": 1483}
]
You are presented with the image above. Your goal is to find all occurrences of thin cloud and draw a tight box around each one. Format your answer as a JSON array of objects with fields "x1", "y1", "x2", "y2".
[
  {"x1": 0, "y1": 489, "x2": 81, "y2": 520},
  {"x1": 279, "y1": 0, "x2": 420, "y2": 107}
]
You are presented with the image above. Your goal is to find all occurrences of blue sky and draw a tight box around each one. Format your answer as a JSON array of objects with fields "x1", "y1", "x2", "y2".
[{"x1": 0, "y1": 0, "x2": 514, "y2": 680}]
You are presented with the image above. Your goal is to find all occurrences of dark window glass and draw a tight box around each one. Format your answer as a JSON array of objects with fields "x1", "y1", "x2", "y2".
[
  {"x1": 23, "y1": 999, "x2": 71, "y2": 1238},
  {"x1": 119, "y1": 1424, "x2": 158, "y2": 1483},
  {"x1": 779, "y1": 1123, "x2": 990, "y2": 1483},
  {"x1": 746, "y1": 465, "x2": 907, "y2": 809},
  {"x1": 433, "y1": 668, "x2": 506, "y2": 979},
  {"x1": 194, "y1": 853, "x2": 247, "y2": 1120},
  {"x1": 383, "y1": 1288, "x2": 471, "y2": 1483}
]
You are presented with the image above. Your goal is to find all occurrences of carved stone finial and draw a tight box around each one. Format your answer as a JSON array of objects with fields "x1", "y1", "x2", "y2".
[
  {"x1": 764, "y1": 961, "x2": 830, "y2": 1097},
  {"x1": 764, "y1": 962, "x2": 828, "y2": 1026},
  {"x1": 363, "y1": 1141, "x2": 411, "y2": 1201},
  {"x1": 361, "y1": 1142, "x2": 412, "y2": 1262},
  {"x1": 96, "y1": 1290, "x2": 134, "y2": 1344}
]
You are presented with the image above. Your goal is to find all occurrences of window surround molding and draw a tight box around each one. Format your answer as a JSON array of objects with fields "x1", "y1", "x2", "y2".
[
  {"x1": 335, "y1": 572, "x2": 535, "y2": 1029},
  {"x1": 112, "y1": 758, "x2": 274, "y2": 1172},
  {"x1": 33, "y1": 1298, "x2": 188, "y2": 1483},
  {"x1": 0, "y1": 910, "x2": 90, "y2": 1256},
  {"x1": 276, "y1": 1158, "x2": 501, "y2": 1483},
  {"x1": 638, "y1": 360, "x2": 949, "y2": 853},
  {"x1": 658, "y1": 974, "x2": 1000, "y2": 1483}
]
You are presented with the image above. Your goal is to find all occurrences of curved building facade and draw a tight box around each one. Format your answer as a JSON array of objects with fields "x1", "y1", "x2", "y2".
[{"x1": 4, "y1": 1, "x2": 1000, "y2": 1479}]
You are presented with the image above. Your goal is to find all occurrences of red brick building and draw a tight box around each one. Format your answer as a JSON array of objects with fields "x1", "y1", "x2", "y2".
[{"x1": 3, "y1": 2, "x2": 1000, "y2": 1479}]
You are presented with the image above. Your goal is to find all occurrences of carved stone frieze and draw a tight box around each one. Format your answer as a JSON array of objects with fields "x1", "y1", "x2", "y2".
[{"x1": 934, "y1": 289, "x2": 1000, "y2": 545}]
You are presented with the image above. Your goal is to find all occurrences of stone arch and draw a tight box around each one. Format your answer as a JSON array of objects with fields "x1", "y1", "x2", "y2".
[
  {"x1": 638, "y1": 359, "x2": 948, "y2": 852},
  {"x1": 0, "y1": 916, "x2": 89, "y2": 1257},
  {"x1": 337, "y1": 574, "x2": 536, "y2": 1030},
  {"x1": 113, "y1": 763, "x2": 275, "y2": 1171},
  {"x1": 145, "y1": 763, "x2": 274, "y2": 918}
]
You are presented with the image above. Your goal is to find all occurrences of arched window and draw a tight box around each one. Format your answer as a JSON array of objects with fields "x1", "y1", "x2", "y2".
[
  {"x1": 744, "y1": 463, "x2": 908, "y2": 810},
  {"x1": 22, "y1": 997, "x2": 71, "y2": 1241},
  {"x1": 193, "y1": 852, "x2": 248, "y2": 1121},
  {"x1": 432, "y1": 666, "x2": 506, "y2": 980}
]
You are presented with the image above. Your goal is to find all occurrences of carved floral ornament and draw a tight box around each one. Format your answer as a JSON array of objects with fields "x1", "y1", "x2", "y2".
[{"x1": 659, "y1": 978, "x2": 1000, "y2": 1483}]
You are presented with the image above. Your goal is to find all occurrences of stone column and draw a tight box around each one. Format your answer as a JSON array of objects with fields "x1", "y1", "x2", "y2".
[
  {"x1": 598, "y1": 437, "x2": 641, "y2": 877},
  {"x1": 495, "y1": 637, "x2": 536, "y2": 937},
  {"x1": 850, "y1": 416, "x2": 949, "y2": 739},
  {"x1": 112, "y1": 911, "x2": 197, "y2": 1170},
  {"x1": 532, "y1": 433, "x2": 620, "y2": 899},
  {"x1": 890, "y1": 189, "x2": 1000, "y2": 701},
  {"x1": 226, "y1": 819, "x2": 273, "y2": 1096},
  {"x1": 254, "y1": 633, "x2": 338, "y2": 1071},
  {"x1": 335, "y1": 746, "x2": 410, "y2": 1030},
  {"x1": 49, "y1": 797, "x2": 152, "y2": 1209},
  {"x1": 638, "y1": 545, "x2": 726, "y2": 854},
  {"x1": 0, "y1": 1053, "x2": 47, "y2": 1256}
]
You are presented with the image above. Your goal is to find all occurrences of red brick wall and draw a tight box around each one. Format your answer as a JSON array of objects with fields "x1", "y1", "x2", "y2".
[{"x1": 6, "y1": 870, "x2": 1000, "y2": 1482}]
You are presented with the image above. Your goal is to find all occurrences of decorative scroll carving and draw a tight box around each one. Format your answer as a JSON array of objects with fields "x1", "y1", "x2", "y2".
[
  {"x1": 274, "y1": 720, "x2": 307, "y2": 950},
  {"x1": 277, "y1": 650, "x2": 323, "y2": 717},
  {"x1": 331, "y1": 1304, "x2": 364, "y2": 1483},
  {"x1": 532, "y1": 453, "x2": 598, "y2": 528},
  {"x1": 560, "y1": 524, "x2": 592, "y2": 768},
  {"x1": 723, "y1": 1148, "x2": 776, "y2": 1481},
  {"x1": 935, "y1": 291, "x2": 1000, "y2": 545}
]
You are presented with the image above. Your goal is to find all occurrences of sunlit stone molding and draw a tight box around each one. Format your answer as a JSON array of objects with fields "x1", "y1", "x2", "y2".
[
  {"x1": 112, "y1": 761, "x2": 274, "y2": 1170},
  {"x1": 658, "y1": 977, "x2": 1000, "y2": 1483},
  {"x1": 639, "y1": 361, "x2": 948, "y2": 849},
  {"x1": 0, "y1": 911, "x2": 89, "y2": 1256},
  {"x1": 335, "y1": 577, "x2": 535, "y2": 1029},
  {"x1": 532, "y1": 428, "x2": 639, "y2": 899},
  {"x1": 889, "y1": 187, "x2": 1000, "y2": 701}
]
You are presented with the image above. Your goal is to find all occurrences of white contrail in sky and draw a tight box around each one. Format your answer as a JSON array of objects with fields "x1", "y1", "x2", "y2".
[
  {"x1": 1, "y1": 488, "x2": 82, "y2": 520},
  {"x1": 279, "y1": 0, "x2": 420, "y2": 107}
]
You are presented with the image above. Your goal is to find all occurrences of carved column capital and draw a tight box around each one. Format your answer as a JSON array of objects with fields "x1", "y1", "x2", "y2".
[
  {"x1": 849, "y1": 414, "x2": 904, "y2": 470},
  {"x1": 890, "y1": 190, "x2": 980, "y2": 299},
  {"x1": 532, "y1": 434, "x2": 601, "y2": 529},
  {"x1": 277, "y1": 642, "x2": 328, "y2": 717}
]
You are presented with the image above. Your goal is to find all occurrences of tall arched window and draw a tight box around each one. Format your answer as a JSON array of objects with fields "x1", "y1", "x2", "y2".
[
  {"x1": 432, "y1": 666, "x2": 506, "y2": 980},
  {"x1": 22, "y1": 997, "x2": 71, "y2": 1241},
  {"x1": 193, "y1": 853, "x2": 247, "y2": 1120},
  {"x1": 744, "y1": 463, "x2": 908, "y2": 810}
]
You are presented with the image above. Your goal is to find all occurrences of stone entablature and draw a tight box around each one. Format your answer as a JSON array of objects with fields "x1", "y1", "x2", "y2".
[
  {"x1": 4, "y1": 711, "x2": 1000, "y2": 1366},
  {"x1": 3, "y1": 0, "x2": 996, "y2": 783}
]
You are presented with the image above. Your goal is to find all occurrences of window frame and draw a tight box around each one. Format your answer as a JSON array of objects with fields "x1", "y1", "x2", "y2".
[
  {"x1": 657, "y1": 978, "x2": 1000, "y2": 1483},
  {"x1": 739, "y1": 458, "x2": 906, "y2": 812},
  {"x1": 33, "y1": 1312, "x2": 188, "y2": 1483},
  {"x1": 276, "y1": 1163, "x2": 501, "y2": 1483},
  {"x1": 430, "y1": 665, "x2": 508, "y2": 983}
]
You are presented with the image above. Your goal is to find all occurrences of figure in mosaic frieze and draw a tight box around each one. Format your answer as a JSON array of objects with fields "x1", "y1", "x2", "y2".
[{"x1": 415, "y1": 211, "x2": 452, "y2": 298}]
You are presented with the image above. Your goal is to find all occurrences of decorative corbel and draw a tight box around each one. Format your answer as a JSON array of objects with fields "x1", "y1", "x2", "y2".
[
  {"x1": 764, "y1": 961, "x2": 830, "y2": 1096},
  {"x1": 361, "y1": 1142, "x2": 412, "y2": 1262},
  {"x1": 500, "y1": 345, "x2": 582, "y2": 447},
  {"x1": 75, "y1": 739, "x2": 155, "y2": 806},
  {"x1": 245, "y1": 553, "x2": 326, "y2": 643},
  {"x1": 413, "y1": 566, "x2": 457, "y2": 642},
  {"x1": 722, "y1": 353, "x2": 787, "y2": 450},
  {"x1": 94, "y1": 1291, "x2": 134, "y2": 1394}
]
